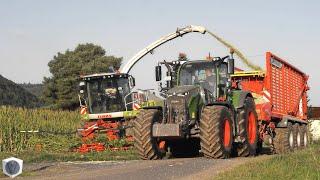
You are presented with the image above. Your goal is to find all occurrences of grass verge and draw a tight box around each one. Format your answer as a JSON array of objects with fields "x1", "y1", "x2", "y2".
[{"x1": 216, "y1": 143, "x2": 320, "y2": 180}]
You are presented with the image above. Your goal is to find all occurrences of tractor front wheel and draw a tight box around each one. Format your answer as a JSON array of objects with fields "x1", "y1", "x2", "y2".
[
  {"x1": 200, "y1": 106, "x2": 233, "y2": 159},
  {"x1": 132, "y1": 109, "x2": 166, "y2": 160}
]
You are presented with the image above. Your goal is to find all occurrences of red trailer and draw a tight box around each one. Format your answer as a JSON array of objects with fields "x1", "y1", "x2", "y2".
[{"x1": 232, "y1": 52, "x2": 309, "y2": 152}]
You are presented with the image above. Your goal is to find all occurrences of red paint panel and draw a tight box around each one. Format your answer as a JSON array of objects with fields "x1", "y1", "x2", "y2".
[
  {"x1": 266, "y1": 52, "x2": 308, "y2": 120},
  {"x1": 232, "y1": 52, "x2": 309, "y2": 122}
]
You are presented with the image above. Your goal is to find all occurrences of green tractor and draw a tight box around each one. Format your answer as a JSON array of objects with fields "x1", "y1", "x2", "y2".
[{"x1": 132, "y1": 52, "x2": 260, "y2": 159}]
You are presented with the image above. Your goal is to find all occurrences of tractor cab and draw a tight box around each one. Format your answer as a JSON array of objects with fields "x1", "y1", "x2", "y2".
[
  {"x1": 155, "y1": 55, "x2": 234, "y2": 103},
  {"x1": 178, "y1": 59, "x2": 230, "y2": 100},
  {"x1": 79, "y1": 73, "x2": 136, "y2": 117}
]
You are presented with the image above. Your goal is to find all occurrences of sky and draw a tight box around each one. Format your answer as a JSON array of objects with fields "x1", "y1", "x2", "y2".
[{"x1": 0, "y1": 0, "x2": 319, "y2": 106}]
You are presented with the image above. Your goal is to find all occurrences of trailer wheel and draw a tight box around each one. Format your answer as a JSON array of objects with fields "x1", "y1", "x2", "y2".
[
  {"x1": 200, "y1": 106, "x2": 233, "y2": 159},
  {"x1": 301, "y1": 124, "x2": 308, "y2": 148},
  {"x1": 132, "y1": 109, "x2": 166, "y2": 160},
  {"x1": 273, "y1": 122, "x2": 295, "y2": 153},
  {"x1": 294, "y1": 123, "x2": 302, "y2": 149},
  {"x1": 237, "y1": 97, "x2": 259, "y2": 157}
]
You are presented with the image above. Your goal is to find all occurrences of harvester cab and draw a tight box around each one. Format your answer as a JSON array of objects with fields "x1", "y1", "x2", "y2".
[
  {"x1": 76, "y1": 72, "x2": 149, "y2": 153},
  {"x1": 79, "y1": 72, "x2": 136, "y2": 117}
]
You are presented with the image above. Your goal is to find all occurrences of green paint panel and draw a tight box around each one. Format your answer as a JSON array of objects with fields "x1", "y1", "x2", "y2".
[
  {"x1": 81, "y1": 114, "x2": 89, "y2": 120},
  {"x1": 188, "y1": 94, "x2": 201, "y2": 119},
  {"x1": 123, "y1": 110, "x2": 138, "y2": 118},
  {"x1": 231, "y1": 90, "x2": 242, "y2": 108},
  {"x1": 141, "y1": 100, "x2": 164, "y2": 108}
]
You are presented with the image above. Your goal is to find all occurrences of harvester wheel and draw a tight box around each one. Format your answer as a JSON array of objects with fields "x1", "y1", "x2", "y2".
[
  {"x1": 273, "y1": 122, "x2": 295, "y2": 153},
  {"x1": 200, "y1": 106, "x2": 233, "y2": 159},
  {"x1": 237, "y1": 97, "x2": 259, "y2": 157},
  {"x1": 132, "y1": 109, "x2": 166, "y2": 160},
  {"x1": 301, "y1": 124, "x2": 308, "y2": 148}
]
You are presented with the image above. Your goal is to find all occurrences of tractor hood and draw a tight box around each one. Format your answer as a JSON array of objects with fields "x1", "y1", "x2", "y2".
[
  {"x1": 166, "y1": 85, "x2": 199, "y2": 96},
  {"x1": 164, "y1": 85, "x2": 202, "y2": 125}
]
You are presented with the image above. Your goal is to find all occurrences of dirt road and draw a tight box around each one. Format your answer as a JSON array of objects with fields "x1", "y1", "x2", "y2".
[{"x1": 19, "y1": 155, "x2": 270, "y2": 180}]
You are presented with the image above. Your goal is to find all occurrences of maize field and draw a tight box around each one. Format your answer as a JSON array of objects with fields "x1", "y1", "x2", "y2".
[{"x1": 0, "y1": 106, "x2": 83, "y2": 153}]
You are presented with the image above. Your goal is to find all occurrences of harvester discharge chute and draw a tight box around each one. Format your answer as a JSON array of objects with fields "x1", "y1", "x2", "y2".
[{"x1": 121, "y1": 25, "x2": 262, "y2": 74}]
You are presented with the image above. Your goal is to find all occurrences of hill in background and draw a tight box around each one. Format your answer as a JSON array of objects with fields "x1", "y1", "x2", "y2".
[
  {"x1": 0, "y1": 75, "x2": 42, "y2": 108},
  {"x1": 19, "y1": 83, "x2": 43, "y2": 98}
]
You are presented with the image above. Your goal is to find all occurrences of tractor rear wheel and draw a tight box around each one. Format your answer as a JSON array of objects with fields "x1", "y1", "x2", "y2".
[
  {"x1": 273, "y1": 122, "x2": 295, "y2": 153},
  {"x1": 237, "y1": 97, "x2": 259, "y2": 157},
  {"x1": 200, "y1": 106, "x2": 233, "y2": 159},
  {"x1": 132, "y1": 109, "x2": 166, "y2": 160}
]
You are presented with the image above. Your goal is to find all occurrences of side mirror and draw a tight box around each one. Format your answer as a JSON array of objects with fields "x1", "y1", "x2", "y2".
[
  {"x1": 155, "y1": 65, "x2": 162, "y2": 81},
  {"x1": 79, "y1": 81, "x2": 86, "y2": 93},
  {"x1": 228, "y1": 58, "x2": 234, "y2": 74},
  {"x1": 129, "y1": 76, "x2": 135, "y2": 88},
  {"x1": 226, "y1": 81, "x2": 232, "y2": 88}
]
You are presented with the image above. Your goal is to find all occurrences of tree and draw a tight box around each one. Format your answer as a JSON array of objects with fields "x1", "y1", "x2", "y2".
[
  {"x1": 178, "y1": 52, "x2": 187, "y2": 61},
  {"x1": 42, "y1": 43, "x2": 122, "y2": 110}
]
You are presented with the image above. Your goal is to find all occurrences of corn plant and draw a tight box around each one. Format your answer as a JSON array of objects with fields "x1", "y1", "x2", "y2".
[{"x1": 0, "y1": 106, "x2": 83, "y2": 152}]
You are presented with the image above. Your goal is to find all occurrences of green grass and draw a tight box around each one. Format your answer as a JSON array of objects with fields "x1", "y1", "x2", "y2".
[{"x1": 216, "y1": 143, "x2": 320, "y2": 180}]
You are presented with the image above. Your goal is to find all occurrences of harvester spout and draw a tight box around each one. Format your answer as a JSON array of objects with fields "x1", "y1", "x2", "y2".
[
  {"x1": 121, "y1": 25, "x2": 262, "y2": 74},
  {"x1": 121, "y1": 25, "x2": 207, "y2": 74}
]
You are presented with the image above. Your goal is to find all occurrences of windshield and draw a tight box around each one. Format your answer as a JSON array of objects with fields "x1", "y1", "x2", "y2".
[
  {"x1": 179, "y1": 61, "x2": 217, "y2": 93},
  {"x1": 86, "y1": 77, "x2": 130, "y2": 114}
]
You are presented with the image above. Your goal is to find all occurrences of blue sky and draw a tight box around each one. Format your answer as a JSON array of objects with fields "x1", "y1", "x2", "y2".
[{"x1": 0, "y1": 0, "x2": 319, "y2": 106}]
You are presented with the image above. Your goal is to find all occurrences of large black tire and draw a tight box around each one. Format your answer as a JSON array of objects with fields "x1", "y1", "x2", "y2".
[
  {"x1": 273, "y1": 122, "x2": 295, "y2": 153},
  {"x1": 237, "y1": 97, "x2": 259, "y2": 157},
  {"x1": 169, "y1": 138, "x2": 200, "y2": 158},
  {"x1": 200, "y1": 106, "x2": 233, "y2": 159},
  {"x1": 294, "y1": 123, "x2": 302, "y2": 149},
  {"x1": 256, "y1": 140, "x2": 263, "y2": 154},
  {"x1": 301, "y1": 124, "x2": 308, "y2": 148},
  {"x1": 132, "y1": 109, "x2": 166, "y2": 160}
]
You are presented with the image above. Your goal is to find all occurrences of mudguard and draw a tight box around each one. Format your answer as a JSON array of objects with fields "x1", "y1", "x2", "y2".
[{"x1": 231, "y1": 90, "x2": 253, "y2": 109}]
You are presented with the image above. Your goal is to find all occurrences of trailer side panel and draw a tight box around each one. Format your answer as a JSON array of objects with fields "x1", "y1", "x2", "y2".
[{"x1": 265, "y1": 52, "x2": 308, "y2": 120}]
